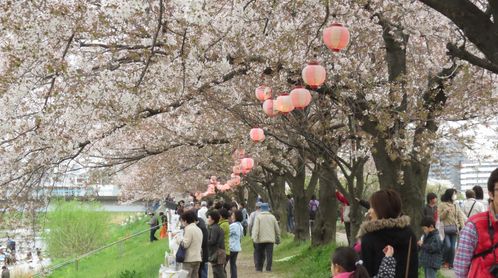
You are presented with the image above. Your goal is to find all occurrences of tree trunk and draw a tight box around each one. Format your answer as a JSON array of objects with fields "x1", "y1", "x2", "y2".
[
  {"x1": 288, "y1": 166, "x2": 309, "y2": 241},
  {"x1": 267, "y1": 176, "x2": 288, "y2": 236},
  {"x1": 311, "y1": 162, "x2": 338, "y2": 246}
]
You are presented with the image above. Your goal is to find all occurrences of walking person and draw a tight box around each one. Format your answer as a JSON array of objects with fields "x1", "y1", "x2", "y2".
[
  {"x1": 229, "y1": 210, "x2": 244, "y2": 278},
  {"x1": 423, "y1": 193, "x2": 438, "y2": 220},
  {"x1": 336, "y1": 190, "x2": 351, "y2": 245},
  {"x1": 252, "y1": 203, "x2": 281, "y2": 272},
  {"x1": 417, "y1": 217, "x2": 443, "y2": 278},
  {"x1": 176, "y1": 210, "x2": 203, "y2": 278},
  {"x1": 248, "y1": 202, "x2": 262, "y2": 268},
  {"x1": 197, "y1": 201, "x2": 208, "y2": 223},
  {"x1": 462, "y1": 189, "x2": 486, "y2": 218},
  {"x1": 309, "y1": 195, "x2": 319, "y2": 234},
  {"x1": 148, "y1": 212, "x2": 159, "y2": 242},
  {"x1": 472, "y1": 185, "x2": 489, "y2": 208},
  {"x1": 286, "y1": 195, "x2": 295, "y2": 233},
  {"x1": 454, "y1": 168, "x2": 498, "y2": 277},
  {"x1": 438, "y1": 188, "x2": 465, "y2": 269},
  {"x1": 358, "y1": 189, "x2": 418, "y2": 278},
  {"x1": 240, "y1": 203, "x2": 249, "y2": 236},
  {"x1": 196, "y1": 216, "x2": 209, "y2": 278},
  {"x1": 207, "y1": 210, "x2": 226, "y2": 278},
  {"x1": 1, "y1": 266, "x2": 9, "y2": 278},
  {"x1": 219, "y1": 208, "x2": 231, "y2": 275}
]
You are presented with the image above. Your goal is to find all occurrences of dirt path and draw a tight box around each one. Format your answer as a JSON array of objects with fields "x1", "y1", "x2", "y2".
[{"x1": 235, "y1": 249, "x2": 283, "y2": 278}]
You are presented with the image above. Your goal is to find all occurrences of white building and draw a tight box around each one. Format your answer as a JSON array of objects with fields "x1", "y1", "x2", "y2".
[{"x1": 460, "y1": 161, "x2": 498, "y2": 193}]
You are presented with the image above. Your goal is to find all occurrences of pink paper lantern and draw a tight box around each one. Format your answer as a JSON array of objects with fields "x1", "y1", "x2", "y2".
[
  {"x1": 275, "y1": 94, "x2": 294, "y2": 114},
  {"x1": 241, "y1": 157, "x2": 254, "y2": 170},
  {"x1": 250, "y1": 128, "x2": 265, "y2": 142},
  {"x1": 302, "y1": 61, "x2": 326, "y2": 89},
  {"x1": 262, "y1": 99, "x2": 278, "y2": 117},
  {"x1": 323, "y1": 23, "x2": 350, "y2": 52},
  {"x1": 290, "y1": 86, "x2": 312, "y2": 109},
  {"x1": 255, "y1": 85, "x2": 272, "y2": 102}
]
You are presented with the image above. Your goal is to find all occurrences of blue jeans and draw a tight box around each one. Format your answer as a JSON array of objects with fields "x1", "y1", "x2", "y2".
[
  {"x1": 287, "y1": 215, "x2": 295, "y2": 232},
  {"x1": 444, "y1": 233, "x2": 457, "y2": 266},
  {"x1": 198, "y1": 261, "x2": 208, "y2": 278},
  {"x1": 424, "y1": 267, "x2": 437, "y2": 278}
]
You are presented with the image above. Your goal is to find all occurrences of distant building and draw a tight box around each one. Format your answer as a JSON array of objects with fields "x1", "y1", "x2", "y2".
[
  {"x1": 36, "y1": 164, "x2": 120, "y2": 201},
  {"x1": 460, "y1": 161, "x2": 498, "y2": 192}
]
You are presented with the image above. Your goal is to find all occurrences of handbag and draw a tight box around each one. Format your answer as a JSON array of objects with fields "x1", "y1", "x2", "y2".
[
  {"x1": 443, "y1": 204, "x2": 459, "y2": 235},
  {"x1": 175, "y1": 243, "x2": 186, "y2": 263},
  {"x1": 216, "y1": 248, "x2": 226, "y2": 265}
]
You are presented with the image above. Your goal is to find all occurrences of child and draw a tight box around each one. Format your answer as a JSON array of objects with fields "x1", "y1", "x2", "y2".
[
  {"x1": 331, "y1": 245, "x2": 396, "y2": 278},
  {"x1": 418, "y1": 216, "x2": 443, "y2": 278}
]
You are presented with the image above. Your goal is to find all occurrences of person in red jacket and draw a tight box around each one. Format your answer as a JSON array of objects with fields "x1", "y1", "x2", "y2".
[
  {"x1": 336, "y1": 190, "x2": 351, "y2": 245},
  {"x1": 454, "y1": 168, "x2": 498, "y2": 278}
]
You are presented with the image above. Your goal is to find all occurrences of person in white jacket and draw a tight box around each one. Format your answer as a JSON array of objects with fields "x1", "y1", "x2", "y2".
[
  {"x1": 197, "y1": 201, "x2": 208, "y2": 223},
  {"x1": 462, "y1": 190, "x2": 486, "y2": 219}
]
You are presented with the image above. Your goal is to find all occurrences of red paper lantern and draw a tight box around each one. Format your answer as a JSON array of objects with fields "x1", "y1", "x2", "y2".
[
  {"x1": 302, "y1": 61, "x2": 326, "y2": 89},
  {"x1": 250, "y1": 128, "x2": 265, "y2": 142},
  {"x1": 290, "y1": 86, "x2": 312, "y2": 109},
  {"x1": 262, "y1": 99, "x2": 277, "y2": 117},
  {"x1": 275, "y1": 94, "x2": 294, "y2": 114},
  {"x1": 255, "y1": 85, "x2": 272, "y2": 102},
  {"x1": 241, "y1": 157, "x2": 254, "y2": 170},
  {"x1": 323, "y1": 23, "x2": 350, "y2": 52}
]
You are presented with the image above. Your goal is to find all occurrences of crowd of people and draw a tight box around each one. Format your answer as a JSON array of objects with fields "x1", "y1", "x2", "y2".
[
  {"x1": 148, "y1": 197, "x2": 279, "y2": 278},
  {"x1": 146, "y1": 167, "x2": 498, "y2": 278}
]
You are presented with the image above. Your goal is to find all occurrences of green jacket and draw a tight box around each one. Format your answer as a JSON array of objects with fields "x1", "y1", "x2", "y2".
[{"x1": 219, "y1": 219, "x2": 230, "y2": 255}]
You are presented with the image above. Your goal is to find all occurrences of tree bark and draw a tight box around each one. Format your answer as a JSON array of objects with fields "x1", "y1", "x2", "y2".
[
  {"x1": 418, "y1": 0, "x2": 498, "y2": 72},
  {"x1": 311, "y1": 162, "x2": 338, "y2": 246},
  {"x1": 267, "y1": 176, "x2": 288, "y2": 236},
  {"x1": 287, "y1": 165, "x2": 309, "y2": 241}
]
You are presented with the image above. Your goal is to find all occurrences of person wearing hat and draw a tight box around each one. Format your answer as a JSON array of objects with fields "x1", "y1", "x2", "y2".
[
  {"x1": 251, "y1": 203, "x2": 281, "y2": 272},
  {"x1": 198, "y1": 201, "x2": 209, "y2": 223}
]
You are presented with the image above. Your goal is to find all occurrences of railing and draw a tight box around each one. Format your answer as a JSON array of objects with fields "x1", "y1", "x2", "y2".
[{"x1": 34, "y1": 224, "x2": 162, "y2": 277}]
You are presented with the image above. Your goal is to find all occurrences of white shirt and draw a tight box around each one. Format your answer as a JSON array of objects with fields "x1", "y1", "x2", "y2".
[
  {"x1": 197, "y1": 206, "x2": 208, "y2": 223},
  {"x1": 462, "y1": 198, "x2": 486, "y2": 218}
]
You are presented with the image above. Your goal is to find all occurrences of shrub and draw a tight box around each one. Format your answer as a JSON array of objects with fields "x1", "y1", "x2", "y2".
[{"x1": 43, "y1": 200, "x2": 110, "y2": 258}]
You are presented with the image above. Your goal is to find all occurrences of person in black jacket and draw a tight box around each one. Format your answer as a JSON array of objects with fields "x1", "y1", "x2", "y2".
[
  {"x1": 196, "y1": 216, "x2": 209, "y2": 278},
  {"x1": 207, "y1": 210, "x2": 226, "y2": 278},
  {"x1": 358, "y1": 189, "x2": 418, "y2": 278},
  {"x1": 422, "y1": 193, "x2": 438, "y2": 220}
]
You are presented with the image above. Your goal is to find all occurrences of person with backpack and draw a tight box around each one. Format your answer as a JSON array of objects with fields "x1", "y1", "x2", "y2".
[
  {"x1": 454, "y1": 168, "x2": 498, "y2": 277},
  {"x1": 309, "y1": 195, "x2": 319, "y2": 232}
]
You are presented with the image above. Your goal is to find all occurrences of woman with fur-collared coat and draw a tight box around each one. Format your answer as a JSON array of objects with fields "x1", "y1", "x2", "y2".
[{"x1": 358, "y1": 189, "x2": 418, "y2": 278}]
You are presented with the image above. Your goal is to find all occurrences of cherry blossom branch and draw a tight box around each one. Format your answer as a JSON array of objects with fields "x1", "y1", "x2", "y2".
[
  {"x1": 43, "y1": 32, "x2": 75, "y2": 109},
  {"x1": 135, "y1": 0, "x2": 164, "y2": 88},
  {"x1": 446, "y1": 43, "x2": 498, "y2": 74}
]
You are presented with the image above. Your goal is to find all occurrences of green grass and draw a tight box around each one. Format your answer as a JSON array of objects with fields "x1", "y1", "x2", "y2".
[
  {"x1": 49, "y1": 219, "x2": 168, "y2": 278},
  {"x1": 245, "y1": 235, "x2": 449, "y2": 278}
]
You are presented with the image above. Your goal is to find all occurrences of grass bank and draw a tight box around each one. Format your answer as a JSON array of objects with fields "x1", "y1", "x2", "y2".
[
  {"x1": 49, "y1": 218, "x2": 167, "y2": 278},
  {"x1": 244, "y1": 234, "x2": 448, "y2": 278}
]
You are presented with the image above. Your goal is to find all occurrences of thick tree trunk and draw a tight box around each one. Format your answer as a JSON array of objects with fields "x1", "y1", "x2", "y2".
[
  {"x1": 289, "y1": 169, "x2": 309, "y2": 241},
  {"x1": 267, "y1": 176, "x2": 288, "y2": 236},
  {"x1": 311, "y1": 163, "x2": 338, "y2": 246}
]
